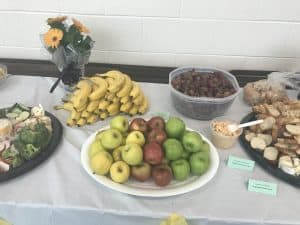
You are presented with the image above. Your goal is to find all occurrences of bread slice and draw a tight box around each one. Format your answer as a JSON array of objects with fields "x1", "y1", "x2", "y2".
[{"x1": 286, "y1": 125, "x2": 300, "y2": 136}]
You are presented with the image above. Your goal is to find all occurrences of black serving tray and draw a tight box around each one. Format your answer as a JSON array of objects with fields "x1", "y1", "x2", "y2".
[
  {"x1": 0, "y1": 109, "x2": 62, "y2": 182},
  {"x1": 239, "y1": 112, "x2": 300, "y2": 188}
]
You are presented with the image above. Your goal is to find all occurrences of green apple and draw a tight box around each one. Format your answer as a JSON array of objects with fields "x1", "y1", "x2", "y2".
[
  {"x1": 171, "y1": 159, "x2": 190, "y2": 181},
  {"x1": 180, "y1": 130, "x2": 190, "y2": 142},
  {"x1": 182, "y1": 131, "x2": 203, "y2": 153},
  {"x1": 121, "y1": 144, "x2": 143, "y2": 166},
  {"x1": 88, "y1": 139, "x2": 106, "y2": 158},
  {"x1": 99, "y1": 129, "x2": 123, "y2": 150},
  {"x1": 110, "y1": 161, "x2": 130, "y2": 183},
  {"x1": 95, "y1": 130, "x2": 105, "y2": 140},
  {"x1": 163, "y1": 138, "x2": 184, "y2": 161},
  {"x1": 165, "y1": 117, "x2": 186, "y2": 138},
  {"x1": 201, "y1": 141, "x2": 210, "y2": 154},
  {"x1": 181, "y1": 150, "x2": 190, "y2": 159},
  {"x1": 90, "y1": 151, "x2": 113, "y2": 175},
  {"x1": 126, "y1": 131, "x2": 145, "y2": 146},
  {"x1": 189, "y1": 151, "x2": 210, "y2": 175},
  {"x1": 110, "y1": 115, "x2": 129, "y2": 133},
  {"x1": 112, "y1": 146, "x2": 122, "y2": 161}
]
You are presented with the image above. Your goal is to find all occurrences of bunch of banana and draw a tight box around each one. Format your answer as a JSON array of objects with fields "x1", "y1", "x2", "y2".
[{"x1": 54, "y1": 70, "x2": 149, "y2": 127}]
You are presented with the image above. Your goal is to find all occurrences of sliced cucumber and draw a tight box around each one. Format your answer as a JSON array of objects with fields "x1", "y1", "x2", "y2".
[
  {"x1": 16, "y1": 111, "x2": 30, "y2": 122},
  {"x1": 11, "y1": 108, "x2": 23, "y2": 115},
  {"x1": 8, "y1": 103, "x2": 30, "y2": 116},
  {"x1": 0, "y1": 109, "x2": 7, "y2": 118},
  {"x1": 17, "y1": 103, "x2": 30, "y2": 111},
  {"x1": 6, "y1": 112, "x2": 18, "y2": 119}
]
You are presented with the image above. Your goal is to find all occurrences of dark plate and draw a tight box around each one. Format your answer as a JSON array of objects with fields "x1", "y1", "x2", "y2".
[
  {"x1": 0, "y1": 110, "x2": 63, "y2": 182},
  {"x1": 239, "y1": 112, "x2": 300, "y2": 188}
]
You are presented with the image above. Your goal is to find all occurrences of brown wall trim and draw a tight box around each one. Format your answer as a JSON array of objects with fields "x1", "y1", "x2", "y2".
[{"x1": 0, "y1": 58, "x2": 270, "y2": 86}]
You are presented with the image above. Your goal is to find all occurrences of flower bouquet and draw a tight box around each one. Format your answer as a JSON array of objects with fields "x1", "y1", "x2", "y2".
[{"x1": 42, "y1": 16, "x2": 94, "y2": 92}]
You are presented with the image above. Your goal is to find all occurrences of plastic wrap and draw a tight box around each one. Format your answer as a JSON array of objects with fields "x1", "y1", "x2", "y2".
[{"x1": 243, "y1": 72, "x2": 300, "y2": 106}]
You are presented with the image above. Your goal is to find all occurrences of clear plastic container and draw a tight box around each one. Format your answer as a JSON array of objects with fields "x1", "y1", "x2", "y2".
[
  {"x1": 210, "y1": 117, "x2": 243, "y2": 149},
  {"x1": 169, "y1": 67, "x2": 240, "y2": 120}
]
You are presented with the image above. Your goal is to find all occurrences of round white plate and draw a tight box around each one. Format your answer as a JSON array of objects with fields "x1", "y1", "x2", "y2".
[{"x1": 81, "y1": 127, "x2": 219, "y2": 197}]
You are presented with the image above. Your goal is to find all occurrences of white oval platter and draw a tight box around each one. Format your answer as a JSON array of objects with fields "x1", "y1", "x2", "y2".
[{"x1": 81, "y1": 126, "x2": 219, "y2": 197}]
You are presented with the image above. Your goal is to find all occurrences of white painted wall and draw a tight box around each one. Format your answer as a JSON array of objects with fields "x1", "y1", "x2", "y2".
[{"x1": 1, "y1": 0, "x2": 300, "y2": 71}]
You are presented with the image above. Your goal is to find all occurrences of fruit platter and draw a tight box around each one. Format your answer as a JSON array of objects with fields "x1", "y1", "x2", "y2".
[
  {"x1": 0, "y1": 103, "x2": 62, "y2": 181},
  {"x1": 81, "y1": 115, "x2": 219, "y2": 197},
  {"x1": 239, "y1": 101, "x2": 300, "y2": 187}
]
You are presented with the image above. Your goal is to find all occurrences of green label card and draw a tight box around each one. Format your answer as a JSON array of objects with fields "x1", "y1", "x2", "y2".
[
  {"x1": 150, "y1": 111, "x2": 170, "y2": 120},
  {"x1": 227, "y1": 155, "x2": 255, "y2": 171},
  {"x1": 248, "y1": 179, "x2": 277, "y2": 196}
]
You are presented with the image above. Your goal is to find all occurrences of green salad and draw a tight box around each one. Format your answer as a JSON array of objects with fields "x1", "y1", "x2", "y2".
[{"x1": 0, "y1": 103, "x2": 52, "y2": 172}]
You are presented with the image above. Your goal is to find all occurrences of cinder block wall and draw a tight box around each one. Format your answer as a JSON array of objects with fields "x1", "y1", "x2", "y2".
[{"x1": 1, "y1": 0, "x2": 300, "y2": 71}]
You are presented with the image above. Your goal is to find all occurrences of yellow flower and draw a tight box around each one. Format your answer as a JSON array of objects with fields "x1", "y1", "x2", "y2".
[
  {"x1": 47, "y1": 16, "x2": 67, "y2": 24},
  {"x1": 43, "y1": 28, "x2": 63, "y2": 48},
  {"x1": 72, "y1": 18, "x2": 90, "y2": 33}
]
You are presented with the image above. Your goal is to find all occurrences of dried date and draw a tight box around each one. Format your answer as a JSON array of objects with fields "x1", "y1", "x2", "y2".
[{"x1": 171, "y1": 69, "x2": 236, "y2": 98}]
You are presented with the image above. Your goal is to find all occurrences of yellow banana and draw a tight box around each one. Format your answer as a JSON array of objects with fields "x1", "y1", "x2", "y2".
[
  {"x1": 133, "y1": 92, "x2": 144, "y2": 105},
  {"x1": 120, "y1": 95, "x2": 130, "y2": 104},
  {"x1": 71, "y1": 80, "x2": 93, "y2": 108},
  {"x1": 91, "y1": 83, "x2": 98, "y2": 92},
  {"x1": 62, "y1": 89, "x2": 82, "y2": 102},
  {"x1": 109, "y1": 109, "x2": 120, "y2": 116},
  {"x1": 104, "y1": 71, "x2": 125, "y2": 93},
  {"x1": 75, "y1": 101, "x2": 88, "y2": 112},
  {"x1": 116, "y1": 75, "x2": 132, "y2": 98},
  {"x1": 87, "y1": 100, "x2": 100, "y2": 113},
  {"x1": 72, "y1": 96, "x2": 88, "y2": 110},
  {"x1": 76, "y1": 118, "x2": 87, "y2": 127},
  {"x1": 72, "y1": 89, "x2": 83, "y2": 97},
  {"x1": 87, "y1": 114, "x2": 98, "y2": 124},
  {"x1": 76, "y1": 80, "x2": 93, "y2": 95},
  {"x1": 120, "y1": 101, "x2": 132, "y2": 113},
  {"x1": 129, "y1": 82, "x2": 141, "y2": 99},
  {"x1": 88, "y1": 76, "x2": 108, "y2": 101},
  {"x1": 81, "y1": 110, "x2": 92, "y2": 118},
  {"x1": 70, "y1": 110, "x2": 81, "y2": 121},
  {"x1": 105, "y1": 92, "x2": 116, "y2": 101},
  {"x1": 129, "y1": 105, "x2": 139, "y2": 116},
  {"x1": 105, "y1": 70, "x2": 123, "y2": 79},
  {"x1": 66, "y1": 116, "x2": 76, "y2": 127},
  {"x1": 98, "y1": 99, "x2": 110, "y2": 110},
  {"x1": 138, "y1": 96, "x2": 149, "y2": 114},
  {"x1": 54, "y1": 102, "x2": 74, "y2": 111},
  {"x1": 112, "y1": 96, "x2": 120, "y2": 103},
  {"x1": 99, "y1": 111, "x2": 108, "y2": 120},
  {"x1": 107, "y1": 102, "x2": 120, "y2": 115}
]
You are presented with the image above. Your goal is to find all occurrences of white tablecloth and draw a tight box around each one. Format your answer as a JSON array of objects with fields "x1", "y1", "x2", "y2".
[{"x1": 0, "y1": 76, "x2": 299, "y2": 225}]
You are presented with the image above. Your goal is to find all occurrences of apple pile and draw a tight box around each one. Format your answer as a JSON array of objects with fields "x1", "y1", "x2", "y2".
[{"x1": 88, "y1": 115, "x2": 210, "y2": 186}]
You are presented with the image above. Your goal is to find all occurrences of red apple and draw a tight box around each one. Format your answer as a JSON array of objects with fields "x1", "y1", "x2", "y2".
[
  {"x1": 129, "y1": 118, "x2": 148, "y2": 134},
  {"x1": 147, "y1": 129, "x2": 167, "y2": 145},
  {"x1": 152, "y1": 164, "x2": 173, "y2": 187},
  {"x1": 131, "y1": 162, "x2": 151, "y2": 182},
  {"x1": 147, "y1": 116, "x2": 165, "y2": 131},
  {"x1": 143, "y1": 142, "x2": 164, "y2": 165}
]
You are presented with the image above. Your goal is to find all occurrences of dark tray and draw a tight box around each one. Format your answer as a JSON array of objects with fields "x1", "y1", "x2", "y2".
[
  {"x1": 239, "y1": 112, "x2": 300, "y2": 188},
  {"x1": 0, "y1": 110, "x2": 63, "y2": 182}
]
